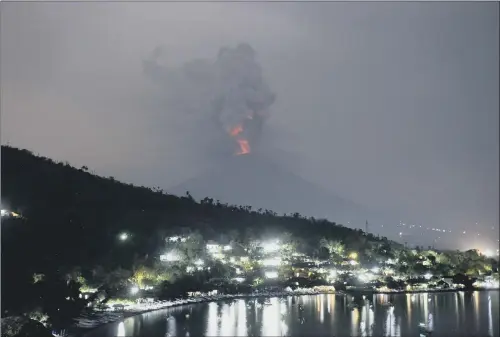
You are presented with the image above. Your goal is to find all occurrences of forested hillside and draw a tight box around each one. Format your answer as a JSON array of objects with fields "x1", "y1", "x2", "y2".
[
  {"x1": 1, "y1": 145, "x2": 386, "y2": 268},
  {"x1": 1, "y1": 146, "x2": 390, "y2": 312}
]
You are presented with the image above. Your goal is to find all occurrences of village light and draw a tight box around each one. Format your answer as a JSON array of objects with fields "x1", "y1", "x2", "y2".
[
  {"x1": 349, "y1": 252, "x2": 358, "y2": 260},
  {"x1": 265, "y1": 271, "x2": 278, "y2": 279},
  {"x1": 160, "y1": 251, "x2": 180, "y2": 262},
  {"x1": 262, "y1": 257, "x2": 281, "y2": 267},
  {"x1": 213, "y1": 252, "x2": 225, "y2": 260},
  {"x1": 371, "y1": 267, "x2": 380, "y2": 274},
  {"x1": 262, "y1": 240, "x2": 280, "y2": 253},
  {"x1": 349, "y1": 260, "x2": 358, "y2": 266},
  {"x1": 483, "y1": 250, "x2": 494, "y2": 258},
  {"x1": 223, "y1": 245, "x2": 232, "y2": 251},
  {"x1": 195, "y1": 259, "x2": 204, "y2": 266},
  {"x1": 130, "y1": 286, "x2": 139, "y2": 295},
  {"x1": 358, "y1": 273, "x2": 373, "y2": 283},
  {"x1": 119, "y1": 233, "x2": 129, "y2": 241},
  {"x1": 233, "y1": 277, "x2": 245, "y2": 283},
  {"x1": 206, "y1": 243, "x2": 220, "y2": 252},
  {"x1": 0, "y1": 209, "x2": 8, "y2": 217},
  {"x1": 424, "y1": 273, "x2": 433, "y2": 280}
]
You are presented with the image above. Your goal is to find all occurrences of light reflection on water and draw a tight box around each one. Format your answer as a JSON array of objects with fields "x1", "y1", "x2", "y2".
[
  {"x1": 206, "y1": 302, "x2": 217, "y2": 336},
  {"x1": 488, "y1": 295, "x2": 494, "y2": 337},
  {"x1": 82, "y1": 291, "x2": 500, "y2": 337},
  {"x1": 166, "y1": 316, "x2": 176, "y2": 336},
  {"x1": 116, "y1": 322, "x2": 125, "y2": 337}
]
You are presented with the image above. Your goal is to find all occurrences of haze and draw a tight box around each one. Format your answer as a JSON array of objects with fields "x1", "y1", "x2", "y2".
[{"x1": 1, "y1": 2, "x2": 498, "y2": 251}]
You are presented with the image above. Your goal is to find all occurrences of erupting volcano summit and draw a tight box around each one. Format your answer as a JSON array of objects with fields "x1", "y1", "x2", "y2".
[{"x1": 144, "y1": 43, "x2": 276, "y2": 157}]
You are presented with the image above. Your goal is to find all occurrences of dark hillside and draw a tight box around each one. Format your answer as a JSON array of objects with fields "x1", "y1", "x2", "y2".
[{"x1": 1, "y1": 146, "x2": 389, "y2": 271}]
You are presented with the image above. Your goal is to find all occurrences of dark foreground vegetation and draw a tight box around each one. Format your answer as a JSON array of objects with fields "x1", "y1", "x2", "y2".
[{"x1": 1, "y1": 146, "x2": 498, "y2": 334}]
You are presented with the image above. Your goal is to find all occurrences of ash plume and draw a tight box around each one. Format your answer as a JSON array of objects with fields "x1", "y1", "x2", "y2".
[{"x1": 143, "y1": 43, "x2": 276, "y2": 156}]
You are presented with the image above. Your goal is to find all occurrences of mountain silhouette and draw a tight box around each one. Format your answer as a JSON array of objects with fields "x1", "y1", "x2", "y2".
[{"x1": 168, "y1": 153, "x2": 387, "y2": 229}]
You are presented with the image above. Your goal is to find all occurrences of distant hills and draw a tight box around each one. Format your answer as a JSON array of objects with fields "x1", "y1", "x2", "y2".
[{"x1": 169, "y1": 152, "x2": 392, "y2": 231}]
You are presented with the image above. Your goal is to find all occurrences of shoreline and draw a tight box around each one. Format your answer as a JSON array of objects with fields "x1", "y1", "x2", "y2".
[
  {"x1": 72, "y1": 289, "x2": 336, "y2": 336},
  {"x1": 371, "y1": 287, "x2": 500, "y2": 295},
  {"x1": 72, "y1": 287, "x2": 499, "y2": 337}
]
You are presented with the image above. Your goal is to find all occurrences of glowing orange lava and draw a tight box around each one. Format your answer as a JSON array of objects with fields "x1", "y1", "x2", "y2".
[
  {"x1": 236, "y1": 139, "x2": 250, "y2": 155},
  {"x1": 229, "y1": 124, "x2": 251, "y2": 155},
  {"x1": 229, "y1": 125, "x2": 243, "y2": 137}
]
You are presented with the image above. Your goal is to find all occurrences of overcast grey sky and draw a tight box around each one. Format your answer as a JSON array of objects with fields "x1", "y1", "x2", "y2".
[{"x1": 1, "y1": 2, "x2": 498, "y2": 249}]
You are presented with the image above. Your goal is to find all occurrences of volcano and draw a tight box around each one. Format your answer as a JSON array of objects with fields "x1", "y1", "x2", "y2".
[{"x1": 168, "y1": 153, "x2": 387, "y2": 229}]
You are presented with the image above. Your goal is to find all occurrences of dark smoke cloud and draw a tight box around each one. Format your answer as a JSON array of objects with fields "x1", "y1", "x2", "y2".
[{"x1": 143, "y1": 43, "x2": 275, "y2": 155}]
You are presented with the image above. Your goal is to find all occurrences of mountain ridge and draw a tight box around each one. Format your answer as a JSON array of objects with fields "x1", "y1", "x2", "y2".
[{"x1": 168, "y1": 153, "x2": 389, "y2": 229}]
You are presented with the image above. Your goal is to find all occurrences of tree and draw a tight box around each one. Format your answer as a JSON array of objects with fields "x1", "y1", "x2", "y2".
[
  {"x1": 131, "y1": 265, "x2": 156, "y2": 289},
  {"x1": 453, "y1": 273, "x2": 476, "y2": 289},
  {"x1": 318, "y1": 239, "x2": 345, "y2": 263}
]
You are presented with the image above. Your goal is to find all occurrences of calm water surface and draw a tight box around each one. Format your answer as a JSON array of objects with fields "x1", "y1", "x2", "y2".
[{"x1": 84, "y1": 291, "x2": 499, "y2": 337}]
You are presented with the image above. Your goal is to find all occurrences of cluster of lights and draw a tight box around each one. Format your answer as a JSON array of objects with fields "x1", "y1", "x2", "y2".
[
  {"x1": 167, "y1": 236, "x2": 187, "y2": 243},
  {"x1": 262, "y1": 240, "x2": 280, "y2": 253},
  {"x1": 1, "y1": 209, "x2": 21, "y2": 218},
  {"x1": 265, "y1": 271, "x2": 278, "y2": 279},
  {"x1": 358, "y1": 272, "x2": 375, "y2": 283},
  {"x1": 473, "y1": 278, "x2": 499, "y2": 289},
  {"x1": 206, "y1": 243, "x2": 220, "y2": 251},
  {"x1": 396, "y1": 221, "x2": 499, "y2": 243},
  {"x1": 206, "y1": 243, "x2": 228, "y2": 262},
  {"x1": 160, "y1": 251, "x2": 181, "y2": 262},
  {"x1": 262, "y1": 257, "x2": 281, "y2": 267},
  {"x1": 480, "y1": 250, "x2": 500, "y2": 258}
]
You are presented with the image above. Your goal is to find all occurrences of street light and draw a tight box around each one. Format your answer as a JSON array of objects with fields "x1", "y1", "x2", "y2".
[
  {"x1": 119, "y1": 233, "x2": 129, "y2": 241},
  {"x1": 160, "y1": 251, "x2": 180, "y2": 262},
  {"x1": 130, "y1": 286, "x2": 139, "y2": 295},
  {"x1": 262, "y1": 240, "x2": 280, "y2": 253},
  {"x1": 265, "y1": 271, "x2": 278, "y2": 279}
]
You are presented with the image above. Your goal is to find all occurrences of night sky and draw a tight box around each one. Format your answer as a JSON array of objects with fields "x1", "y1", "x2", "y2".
[{"x1": 1, "y1": 2, "x2": 498, "y2": 251}]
